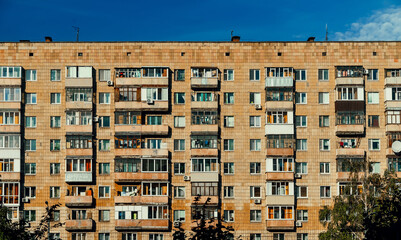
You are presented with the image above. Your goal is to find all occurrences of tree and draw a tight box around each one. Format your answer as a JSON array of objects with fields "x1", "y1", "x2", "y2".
[
  {"x1": 319, "y1": 167, "x2": 401, "y2": 240},
  {"x1": 173, "y1": 196, "x2": 236, "y2": 240},
  {"x1": 0, "y1": 202, "x2": 62, "y2": 240}
]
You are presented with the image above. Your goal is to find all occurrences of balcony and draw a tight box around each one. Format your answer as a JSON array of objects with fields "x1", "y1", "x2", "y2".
[
  {"x1": 335, "y1": 78, "x2": 364, "y2": 85},
  {"x1": 265, "y1": 101, "x2": 293, "y2": 110},
  {"x1": 337, "y1": 172, "x2": 365, "y2": 181},
  {"x1": 115, "y1": 219, "x2": 169, "y2": 231},
  {"x1": 65, "y1": 78, "x2": 93, "y2": 87},
  {"x1": 265, "y1": 77, "x2": 294, "y2": 88},
  {"x1": 191, "y1": 125, "x2": 218, "y2": 135},
  {"x1": 385, "y1": 75, "x2": 401, "y2": 86},
  {"x1": 0, "y1": 172, "x2": 20, "y2": 181},
  {"x1": 335, "y1": 125, "x2": 364, "y2": 135},
  {"x1": 191, "y1": 101, "x2": 218, "y2": 109},
  {"x1": 266, "y1": 148, "x2": 294, "y2": 156},
  {"x1": 386, "y1": 125, "x2": 401, "y2": 132},
  {"x1": 65, "y1": 102, "x2": 92, "y2": 110},
  {"x1": 65, "y1": 125, "x2": 92, "y2": 134},
  {"x1": 191, "y1": 196, "x2": 219, "y2": 205},
  {"x1": 115, "y1": 148, "x2": 168, "y2": 158},
  {"x1": 336, "y1": 148, "x2": 365, "y2": 158},
  {"x1": 65, "y1": 219, "x2": 93, "y2": 231},
  {"x1": 66, "y1": 148, "x2": 93, "y2": 156},
  {"x1": 116, "y1": 77, "x2": 168, "y2": 86},
  {"x1": 190, "y1": 172, "x2": 219, "y2": 182},
  {"x1": 191, "y1": 77, "x2": 219, "y2": 89},
  {"x1": 114, "y1": 195, "x2": 168, "y2": 205},
  {"x1": 335, "y1": 66, "x2": 364, "y2": 85},
  {"x1": 114, "y1": 125, "x2": 169, "y2": 136},
  {"x1": 0, "y1": 125, "x2": 20, "y2": 133},
  {"x1": 190, "y1": 149, "x2": 218, "y2": 157},
  {"x1": 335, "y1": 101, "x2": 365, "y2": 112},
  {"x1": 65, "y1": 196, "x2": 93, "y2": 207},
  {"x1": 0, "y1": 102, "x2": 21, "y2": 109},
  {"x1": 0, "y1": 78, "x2": 21, "y2": 86},
  {"x1": 115, "y1": 101, "x2": 168, "y2": 111},
  {"x1": 65, "y1": 172, "x2": 92, "y2": 183},
  {"x1": 265, "y1": 195, "x2": 294, "y2": 205},
  {"x1": 266, "y1": 172, "x2": 294, "y2": 181},
  {"x1": 385, "y1": 101, "x2": 401, "y2": 110},
  {"x1": 265, "y1": 124, "x2": 294, "y2": 135},
  {"x1": 114, "y1": 172, "x2": 168, "y2": 182},
  {"x1": 266, "y1": 220, "x2": 294, "y2": 230}
]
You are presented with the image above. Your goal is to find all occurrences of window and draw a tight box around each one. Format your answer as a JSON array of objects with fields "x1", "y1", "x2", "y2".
[
  {"x1": 367, "y1": 69, "x2": 379, "y2": 81},
  {"x1": 369, "y1": 139, "x2": 380, "y2": 150},
  {"x1": 115, "y1": 112, "x2": 140, "y2": 125},
  {"x1": 250, "y1": 139, "x2": 261, "y2": 151},
  {"x1": 147, "y1": 116, "x2": 162, "y2": 125},
  {"x1": 250, "y1": 162, "x2": 261, "y2": 174},
  {"x1": 25, "y1": 116, "x2": 36, "y2": 128},
  {"x1": 224, "y1": 69, "x2": 234, "y2": 81},
  {"x1": 267, "y1": 181, "x2": 293, "y2": 195},
  {"x1": 250, "y1": 234, "x2": 261, "y2": 240},
  {"x1": 0, "y1": 87, "x2": 21, "y2": 101},
  {"x1": 72, "y1": 233, "x2": 86, "y2": 240},
  {"x1": 142, "y1": 159, "x2": 168, "y2": 172},
  {"x1": 296, "y1": 186, "x2": 308, "y2": 198},
  {"x1": 250, "y1": 92, "x2": 261, "y2": 104},
  {"x1": 296, "y1": 162, "x2": 308, "y2": 174},
  {"x1": 250, "y1": 116, "x2": 261, "y2": 127},
  {"x1": 175, "y1": 69, "x2": 185, "y2": 81},
  {"x1": 66, "y1": 159, "x2": 91, "y2": 172},
  {"x1": 191, "y1": 110, "x2": 218, "y2": 125},
  {"x1": 0, "y1": 66, "x2": 21, "y2": 78},
  {"x1": 267, "y1": 158, "x2": 294, "y2": 172},
  {"x1": 174, "y1": 139, "x2": 185, "y2": 151},
  {"x1": 0, "y1": 159, "x2": 15, "y2": 172},
  {"x1": 99, "y1": 163, "x2": 110, "y2": 175},
  {"x1": 50, "y1": 116, "x2": 61, "y2": 128},
  {"x1": 387, "y1": 110, "x2": 401, "y2": 124},
  {"x1": 99, "y1": 116, "x2": 110, "y2": 127},
  {"x1": 368, "y1": 115, "x2": 379, "y2": 127},
  {"x1": 319, "y1": 115, "x2": 329, "y2": 127},
  {"x1": 142, "y1": 87, "x2": 168, "y2": 101},
  {"x1": 320, "y1": 186, "x2": 331, "y2": 198},
  {"x1": 50, "y1": 163, "x2": 60, "y2": 175},
  {"x1": 99, "y1": 69, "x2": 110, "y2": 81},
  {"x1": 149, "y1": 234, "x2": 163, "y2": 240},
  {"x1": 295, "y1": 69, "x2": 307, "y2": 81},
  {"x1": 174, "y1": 93, "x2": 185, "y2": 104},
  {"x1": 66, "y1": 111, "x2": 92, "y2": 125},
  {"x1": 174, "y1": 116, "x2": 185, "y2": 127},
  {"x1": 224, "y1": 210, "x2": 234, "y2": 222},
  {"x1": 174, "y1": 210, "x2": 185, "y2": 222},
  {"x1": 224, "y1": 162, "x2": 234, "y2": 174},
  {"x1": 0, "y1": 135, "x2": 20, "y2": 149},
  {"x1": 191, "y1": 182, "x2": 218, "y2": 196},
  {"x1": 26, "y1": 93, "x2": 37, "y2": 104},
  {"x1": 367, "y1": 92, "x2": 379, "y2": 104},
  {"x1": 50, "y1": 139, "x2": 61, "y2": 151},
  {"x1": 25, "y1": 139, "x2": 36, "y2": 151},
  {"x1": 66, "y1": 88, "x2": 92, "y2": 102},
  {"x1": 295, "y1": 116, "x2": 307, "y2": 127},
  {"x1": 25, "y1": 186, "x2": 36, "y2": 198},
  {"x1": 273, "y1": 234, "x2": 285, "y2": 240},
  {"x1": 267, "y1": 111, "x2": 289, "y2": 124},
  {"x1": 174, "y1": 163, "x2": 185, "y2": 175},
  {"x1": 250, "y1": 210, "x2": 261, "y2": 222},
  {"x1": 296, "y1": 139, "x2": 307, "y2": 151},
  {"x1": 250, "y1": 186, "x2": 261, "y2": 198},
  {"x1": 267, "y1": 206, "x2": 294, "y2": 219},
  {"x1": 122, "y1": 233, "x2": 137, "y2": 240},
  {"x1": 50, "y1": 93, "x2": 61, "y2": 104},
  {"x1": 191, "y1": 158, "x2": 217, "y2": 172},
  {"x1": 67, "y1": 136, "x2": 92, "y2": 149},
  {"x1": 224, "y1": 92, "x2": 234, "y2": 104},
  {"x1": 224, "y1": 186, "x2": 234, "y2": 198},
  {"x1": 297, "y1": 233, "x2": 308, "y2": 240},
  {"x1": 143, "y1": 182, "x2": 168, "y2": 196},
  {"x1": 224, "y1": 139, "x2": 234, "y2": 151},
  {"x1": 49, "y1": 233, "x2": 60, "y2": 240},
  {"x1": 50, "y1": 186, "x2": 60, "y2": 198},
  {"x1": 99, "y1": 233, "x2": 110, "y2": 240},
  {"x1": 0, "y1": 111, "x2": 20, "y2": 125},
  {"x1": 99, "y1": 140, "x2": 110, "y2": 151},
  {"x1": 99, "y1": 186, "x2": 110, "y2": 198},
  {"x1": 174, "y1": 186, "x2": 185, "y2": 198},
  {"x1": 296, "y1": 210, "x2": 308, "y2": 222},
  {"x1": 318, "y1": 69, "x2": 329, "y2": 81},
  {"x1": 142, "y1": 67, "x2": 168, "y2": 78},
  {"x1": 295, "y1": 92, "x2": 307, "y2": 104},
  {"x1": 99, "y1": 210, "x2": 110, "y2": 222},
  {"x1": 26, "y1": 70, "x2": 37, "y2": 81},
  {"x1": 319, "y1": 92, "x2": 329, "y2": 104},
  {"x1": 24, "y1": 210, "x2": 36, "y2": 222},
  {"x1": 249, "y1": 69, "x2": 260, "y2": 81},
  {"x1": 66, "y1": 66, "x2": 92, "y2": 78},
  {"x1": 223, "y1": 116, "x2": 234, "y2": 127},
  {"x1": 320, "y1": 162, "x2": 330, "y2": 174},
  {"x1": 99, "y1": 93, "x2": 111, "y2": 104},
  {"x1": 192, "y1": 135, "x2": 217, "y2": 149},
  {"x1": 319, "y1": 139, "x2": 330, "y2": 151}
]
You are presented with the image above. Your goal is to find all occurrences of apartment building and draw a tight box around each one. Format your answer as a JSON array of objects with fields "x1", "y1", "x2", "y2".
[{"x1": 0, "y1": 39, "x2": 399, "y2": 240}]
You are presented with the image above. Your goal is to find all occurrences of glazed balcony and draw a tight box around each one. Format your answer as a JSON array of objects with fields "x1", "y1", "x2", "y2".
[
  {"x1": 190, "y1": 172, "x2": 219, "y2": 182},
  {"x1": 190, "y1": 148, "x2": 218, "y2": 157},
  {"x1": 115, "y1": 77, "x2": 168, "y2": 86},
  {"x1": 265, "y1": 195, "x2": 294, "y2": 205},
  {"x1": 65, "y1": 196, "x2": 93, "y2": 207},
  {"x1": 65, "y1": 125, "x2": 92, "y2": 134},
  {"x1": 66, "y1": 148, "x2": 93, "y2": 156},
  {"x1": 191, "y1": 125, "x2": 219, "y2": 135},
  {"x1": 0, "y1": 172, "x2": 20, "y2": 181},
  {"x1": 265, "y1": 77, "x2": 294, "y2": 87},
  {"x1": 0, "y1": 102, "x2": 21, "y2": 109},
  {"x1": 114, "y1": 124, "x2": 169, "y2": 136},
  {"x1": 114, "y1": 195, "x2": 168, "y2": 205},
  {"x1": 115, "y1": 148, "x2": 168, "y2": 158},
  {"x1": 114, "y1": 172, "x2": 168, "y2": 182},
  {"x1": 114, "y1": 101, "x2": 168, "y2": 112},
  {"x1": 266, "y1": 172, "x2": 294, "y2": 181},
  {"x1": 115, "y1": 219, "x2": 169, "y2": 231},
  {"x1": 65, "y1": 172, "x2": 92, "y2": 183},
  {"x1": 65, "y1": 101, "x2": 92, "y2": 110},
  {"x1": 0, "y1": 125, "x2": 20, "y2": 133},
  {"x1": 266, "y1": 220, "x2": 294, "y2": 230},
  {"x1": 65, "y1": 219, "x2": 93, "y2": 231}
]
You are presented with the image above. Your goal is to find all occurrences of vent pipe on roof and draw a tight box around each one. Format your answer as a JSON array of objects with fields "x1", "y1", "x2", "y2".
[
  {"x1": 307, "y1": 37, "x2": 315, "y2": 42},
  {"x1": 45, "y1": 36, "x2": 53, "y2": 42},
  {"x1": 231, "y1": 36, "x2": 240, "y2": 42}
]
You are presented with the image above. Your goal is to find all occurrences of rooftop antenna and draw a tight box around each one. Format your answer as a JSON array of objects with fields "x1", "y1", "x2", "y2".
[
  {"x1": 325, "y1": 24, "x2": 328, "y2": 41},
  {"x1": 72, "y1": 26, "x2": 80, "y2": 42},
  {"x1": 231, "y1": 30, "x2": 233, "y2": 39}
]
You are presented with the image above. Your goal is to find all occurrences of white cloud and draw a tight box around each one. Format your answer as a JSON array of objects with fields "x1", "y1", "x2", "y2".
[{"x1": 335, "y1": 7, "x2": 401, "y2": 40}]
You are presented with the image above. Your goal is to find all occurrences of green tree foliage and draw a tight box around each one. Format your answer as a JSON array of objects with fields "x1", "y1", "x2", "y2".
[{"x1": 0, "y1": 202, "x2": 61, "y2": 240}]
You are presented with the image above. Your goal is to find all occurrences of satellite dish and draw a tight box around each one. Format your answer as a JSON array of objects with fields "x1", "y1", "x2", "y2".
[{"x1": 392, "y1": 141, "x2": 401, "y2": 154}]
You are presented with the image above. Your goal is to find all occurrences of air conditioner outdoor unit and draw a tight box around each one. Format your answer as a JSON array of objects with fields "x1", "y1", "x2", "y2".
[
  {"x1": 254, "y1": 199, "x2": 261, "y2": 204},
  {"x1": 147, "y1": 98, "x2": 154, "y2": 105},
  {"x1": 93, "y1": 116, "x2": 99, "y2": 122},
  {"x1": 107, "y1": 80, "x2": 114, "y2": 86},
  {"x1": 173, "y1": 221, "x2": 181, "y2": 228},
  {"x1": 364, "y1": 69, "x2": 369, "y2": 75},
  {"x1": 22, "y1": 198, "x2": 30, "y2": 203},
  {"x1": 296, "y1": 221, "x2": 302, "y2": 227},
  {"x1": 255, "y1": 104, "x2": 262, "y2": 110},
  {"x1": 295, "y1": 173, "x2": 302, "y2": 179},
  {"x1": 183, "y1": 175, "x2": 191, "y2": 181}
]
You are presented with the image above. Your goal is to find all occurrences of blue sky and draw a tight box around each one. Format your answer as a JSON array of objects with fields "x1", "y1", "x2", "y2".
[{"x1": 1, "y1": 0, "x2": 401, "y2": 42}]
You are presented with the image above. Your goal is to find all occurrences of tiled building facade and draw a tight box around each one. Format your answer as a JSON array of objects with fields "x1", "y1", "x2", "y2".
[{"x1": 0, "y1": 40, "x2": 400, "y2": 240}]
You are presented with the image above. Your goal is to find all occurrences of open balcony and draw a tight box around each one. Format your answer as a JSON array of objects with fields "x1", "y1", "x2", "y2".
[
  {"x1": 115, "y1": 219, "x2": 169, "y2": 231},
  {"x1": 265, "y1": 101, "x2": 293, "y2": 110},
  {"x1": 191, "y1": 92, "x2": 218, "y2": 109},
  {"x1": 115, "y1": 67, "x2": 169, "y2": 86},
  {"x1": 0, "y1": 125, "x2": 20, "y2": 133},
  {"x1": 191, "y1": 196, "x2": 219, "y2": 205},
  {"x1": 0, "y1": 172, "x2": 20, "y2": 181},
  {"x1": 65, "y1": 172, "x2": 92, "y2": 183},
  {"x1": 0, "y1": 102, "x2": 21, "y2": 109},
  {"x1": 65, "y1": 101, "x2": 92, "y2": 110},
  {"x1": 114, "y1": 172, "x2": 168, "y2": 182},
  {"x1": 65, "y1": 219, "x2": 93, "y2": 231},
  {"x1": 115, "y1": 101, "x2": 169, "y2": 111},
  {"x1": 65, "y1": 195, "x2": 93, "y2": 207},
  {"x1": 65, "y1": 125, "x2": 92, "y2": 134},
  {"x1": 190, "y1": 148, "x2": 218, "y2": 157},
  {"x1": 386, "y1": 125, "x2": 401, "y2": 132},
  {"x1": 335, "y1": 66, "x2": 364, "y2": 85},
  {"x1": 266, "y1": 172, "x2": 294, "y2": 181},
  {"x1": 191, "y1": 125, "x2": 219, "y2": 135},
  {"x1": 336, "y1": 142, "x2": 365, "y2": 158},
  {"x1": 190, "y1": 172, "x2": 219, "y2": 182},
  {"x1": 116, "y1": 77, "x2": 168, "y2": 86},
  {"x1": 115, "y1": 148, "x2": 168, "y2": 158},
  {"x1": 335, "y1": 125, "x2": 364, "y2": 135},
  {"x1": 191, "y1": 68, "x2": 219, "y2": 89},
  {"x1": 114, "y1": 195, "x2": 168, "y2": 205},
  {"x1": 385, "y1": 69, "x2": 401, "y2": 85},
  {"x1": 266, "y1": 220, "x2": 294, "y2": 230},
  {"x1": 114, "y1": 125, "x2": 169, "y2": 136}
]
